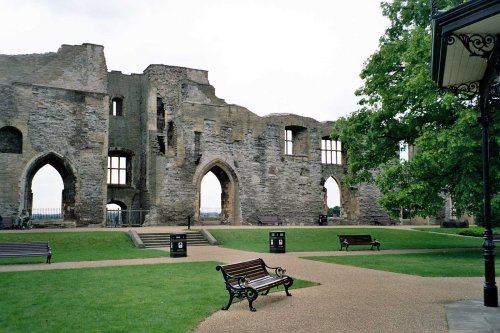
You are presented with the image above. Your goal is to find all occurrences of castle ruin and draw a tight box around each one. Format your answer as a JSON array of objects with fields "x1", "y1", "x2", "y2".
[{"x1": 0, "y1": 43, "x2": 390, "y2": 226}]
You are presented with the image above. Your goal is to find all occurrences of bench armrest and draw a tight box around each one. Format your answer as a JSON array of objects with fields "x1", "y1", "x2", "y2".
[
  {"x1": 264, "y1": 264, "x2": 288, "y2": 278},
  {"x1": 218, "y1": 270, "x2": 252, "y2": 289}
]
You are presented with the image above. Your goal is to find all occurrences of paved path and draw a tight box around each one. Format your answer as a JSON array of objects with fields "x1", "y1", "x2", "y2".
[{"x1": 0, "y1": 227, "x2": 498, "y2": 332}]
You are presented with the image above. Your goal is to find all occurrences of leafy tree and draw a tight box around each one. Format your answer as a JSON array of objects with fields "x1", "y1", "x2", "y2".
[
  {"x1": 333, "y1": 0, "x2": 499, "y2": 226},
  {"x1": 327, "y1": 206, "x2": 341, "y2": 217}
]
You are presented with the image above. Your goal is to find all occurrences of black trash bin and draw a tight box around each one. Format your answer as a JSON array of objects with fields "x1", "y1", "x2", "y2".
[
  {"x1": 318, "y1": 214, "x2": 328, "y2": 226},
  {"x1": 170, "y1": 233, "x2": 187, "y2": 258},
  {"x1": 269, "y1": 230, "x2": 285, "y2": 253}
]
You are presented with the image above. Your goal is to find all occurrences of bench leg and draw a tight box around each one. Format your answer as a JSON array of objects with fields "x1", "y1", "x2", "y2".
[
  {"x1": 248, "y1": 299, "x2": 257, "y2": 312},
  {"x1": 221, "y1": 291, "x2": 236, "y2": 311},
  {"x1": 245, "y1": 289, "x2": 258, "y2": 312},
  {"x1": 284, "y1": 279, "x2": 293, "y2": 296}
]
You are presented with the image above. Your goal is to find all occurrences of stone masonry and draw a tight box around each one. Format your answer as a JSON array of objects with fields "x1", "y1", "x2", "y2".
[{"x1": 0, "y1": 43, "x2": 391, "y2": 226}]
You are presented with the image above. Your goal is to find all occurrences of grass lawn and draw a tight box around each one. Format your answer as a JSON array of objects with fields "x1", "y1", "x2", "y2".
[
  {"x1": 208, "y1": 228, "x2": 482, "y2": 252},
  {"x1": 0, "y1": 232, "x2": 167, "y2": 264},
  {"x1": 304, "y1": 250, "x2": 499, "y2": 277},
  {"x1": 0, "y1": 262, "x2": 318, "y2": 333}
]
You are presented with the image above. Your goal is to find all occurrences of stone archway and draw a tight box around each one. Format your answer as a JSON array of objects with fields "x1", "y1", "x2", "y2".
[
  {"x1": 194, "y1": 160, "x2": 241, "y2": 225},
  {"x1": 106, "y1": 200, "x2": 127, "y2": 227},
  {"x1": 24, "y1": 152, "x2": 77, "y2": 220},
  {"x1": 323, "y1": 176, "x2": 342, "y2": 216},
  {"x1": 320, "y1": 174, "x2": 358, "y2": 221}
]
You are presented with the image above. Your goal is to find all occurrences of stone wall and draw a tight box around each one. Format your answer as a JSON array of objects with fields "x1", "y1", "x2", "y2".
[
  {"x1": 0, "y1": 44, "x2": 108, "y2": 225},
  {"x1": 137, "y1": 65, "x2": 358, "y2": 225},
  {"x1": 0, "y1": 43, "x2": 396, "y2": 226}
]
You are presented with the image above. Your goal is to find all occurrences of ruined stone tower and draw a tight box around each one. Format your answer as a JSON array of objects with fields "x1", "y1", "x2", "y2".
[{"x1": 0, "y1": 43, "x2": 388, "y2": 226}]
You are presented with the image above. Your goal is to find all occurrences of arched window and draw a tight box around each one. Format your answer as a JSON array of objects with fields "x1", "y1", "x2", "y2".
[
  {"x1": 107, "y1": 152, "x2": 131, "y2": 185},
  {"x1": 110, "y1": 97, "x2": 123, "y2": 116},
  {"x1": 0, "y1": 126, "x2": 22, "y2": 154}
]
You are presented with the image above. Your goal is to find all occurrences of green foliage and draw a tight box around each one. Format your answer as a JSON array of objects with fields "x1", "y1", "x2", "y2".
[
  {"x1": 305, "y1": 250, "x2": 496, "y2": 277},
  {"x1": 0, "y1": 232, "x2": 167, "y2": 264},
  {"x1": 332, "y1": 0, "x2": 500, "y2": 225},
  {"x1": 327, "y1": 206, "x2": 340, "y2": 217},
  {"x1": 208, "y1": 228, "x2": 481, "y2": 252}
]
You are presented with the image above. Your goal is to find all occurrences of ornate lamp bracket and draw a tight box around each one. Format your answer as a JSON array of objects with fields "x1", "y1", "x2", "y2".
[
  {"x1": 447, "y1": 33, "x2": 496, "y2": 58},
  {"x1": 447, "y1": 81, "x2": 480, "y2": 99}
]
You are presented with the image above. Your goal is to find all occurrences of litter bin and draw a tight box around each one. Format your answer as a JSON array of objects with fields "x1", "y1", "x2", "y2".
[
  {"x1": 170, "y1": 233, "x2": 187, "y2": 258},
  {"x1": 318, "y1": 214, "x2": 328, "y2": 226},
  {"x1": 269, "y1": 230, "x2": 285, "y2": 253}
]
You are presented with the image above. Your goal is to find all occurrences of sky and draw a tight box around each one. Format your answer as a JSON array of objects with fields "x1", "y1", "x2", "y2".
[{"x1": 1, "y1": 0, "x2": 390, "y2": 211}]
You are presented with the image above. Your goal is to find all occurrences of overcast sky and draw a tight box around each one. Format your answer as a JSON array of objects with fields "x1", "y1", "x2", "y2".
[
  {"x1": 1, "y1": 0, "x2": 389, "y2": 122},
  {"x1": 0, "y1": 0, "x2": 390, "y2": 211}
]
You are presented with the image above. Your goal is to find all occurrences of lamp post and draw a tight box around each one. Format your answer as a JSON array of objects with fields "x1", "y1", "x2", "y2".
[
  {"x1": 431, "y1": 0, "x2": 500, "y2": 307},
  {"x1": 479, "y1": 53, "x2": 498, "y2": 306}
]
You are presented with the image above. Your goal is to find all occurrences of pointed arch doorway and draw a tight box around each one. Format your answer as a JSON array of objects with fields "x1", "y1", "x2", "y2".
[
  {"x1": 194, "y1": 161, "x2": 241, "y2": 225},
  {"x1": 24, "y1": 153, "x2": 76, "y2": 220},
  {"x1": 324, "y1": 176, "x2": 342, "y2": 217}
]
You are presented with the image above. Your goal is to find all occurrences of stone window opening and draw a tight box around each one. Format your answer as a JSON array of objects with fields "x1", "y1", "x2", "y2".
[
  {"x1": 157, "y1": 97, "x2": 165, "y2": 131},
  {"x1": 285, "y1": 129, "x2": 293, "y2": 155},
  {"x1": 321, "y1": 137, "x2": 342, "y2": 165},
  {"x1": 0, "y1": 126, "x2": 22, "y2": 154},
  {"x1": 284, "y1": 126, "x2": 308, "y2": 156},
  {"x1": 110, "y1": 97, "x2": 123, "y2": 116},
  {"x1": 107, "y1": 154, "x2": 130, "y2": 185},
  {"x1": 194, "y1": 131, "x2": 202, "y2": 164},
  {"x1": 167, "y1": 121, "x2": 176, "y2": 150},
  {"x1": 157, "y1": 136, "x2": 166, "y2": 154}
]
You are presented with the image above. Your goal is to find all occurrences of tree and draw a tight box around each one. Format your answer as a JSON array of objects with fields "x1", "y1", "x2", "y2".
[
  {"x1": 328, "y1": 206, "x2": 341, "y2": 217},
  {"x1": 333, "y1": 0, "x2": 499, "y2": 225}
]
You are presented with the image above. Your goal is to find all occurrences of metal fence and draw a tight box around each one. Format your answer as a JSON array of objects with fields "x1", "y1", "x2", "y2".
[
  {"x1": 31, "y1": 208, "x2": 63, "y2": 220},
  {"x1": 106, "y1": 209, "x2": 149, "y2": 227}
]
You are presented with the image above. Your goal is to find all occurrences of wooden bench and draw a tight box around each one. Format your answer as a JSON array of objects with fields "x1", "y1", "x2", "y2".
[
  {"x1": 0, "y1": 242, "x2": 52, "y2": 263},
  {"x1": 258, "y1": 215, "x2": 282, "y2": 226},
  {"x1": 216, "y1": 258, "x2": 293, "y2": 311},
  {"x1": 370, "y1": 215, "x2": 398, "y2": 226},
  {"x1": 338, "y1": 235, "x2": 380, "y2": 251},
  {"x1": 0, "y1": 217, "x2": 14, "y2": 230}
]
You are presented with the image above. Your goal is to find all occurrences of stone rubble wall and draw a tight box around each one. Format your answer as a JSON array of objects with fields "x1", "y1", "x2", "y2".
[
  {"x1": 0, "y1": 44, "x2": 108, "y2": 225},
  {"x1": 0, "y1": 43, "x2": 406, "y2": 226}
]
